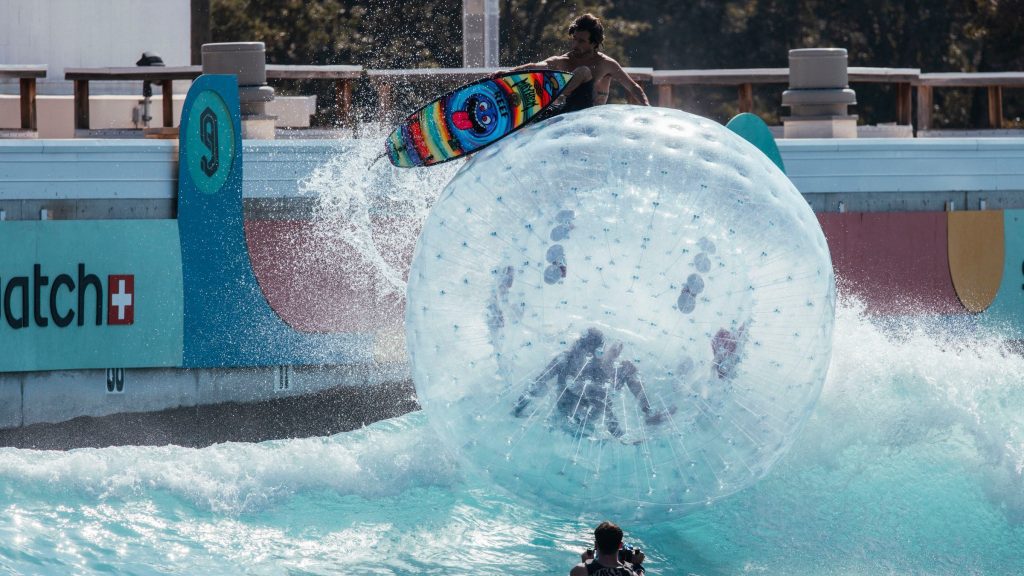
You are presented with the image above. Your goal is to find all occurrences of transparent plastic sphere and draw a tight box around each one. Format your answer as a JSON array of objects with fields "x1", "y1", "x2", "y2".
[{"x1": 406, "y1": 105, "x2": 835, "y2": 524}]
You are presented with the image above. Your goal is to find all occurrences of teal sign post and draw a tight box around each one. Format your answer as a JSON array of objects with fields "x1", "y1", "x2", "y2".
[{"x1": 177, "y1": 74, "x2": 370, "y2": 367}]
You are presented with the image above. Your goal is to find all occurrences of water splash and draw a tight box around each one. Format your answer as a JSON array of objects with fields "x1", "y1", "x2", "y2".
[{"x1": 297, "y1": 138, "x2": 461, "y2": 299}]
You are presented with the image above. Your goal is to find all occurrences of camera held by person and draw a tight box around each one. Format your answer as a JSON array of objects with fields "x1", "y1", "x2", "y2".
[{"x1": 571, "y1": 521, "x2": 645, "y2": 575}]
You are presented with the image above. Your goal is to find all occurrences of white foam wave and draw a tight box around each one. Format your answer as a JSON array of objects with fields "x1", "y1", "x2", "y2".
[{"x1": 0, "y1": 414, "x2": 458, "y2": 515}]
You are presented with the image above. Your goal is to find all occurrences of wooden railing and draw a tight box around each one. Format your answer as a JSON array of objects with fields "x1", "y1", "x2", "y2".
[
  {"x1": 37, "y1": 65, "x2": 1024, "y2": 134},
  {"x1": 652, "y1": 67, "x2": 919, "y2": 125},
  {"x1": 916, "y1": 72, "x2": 1024, "y2": 130},
  {"x1": 63, "y1": 65, "x2": 362, "y2": 131},
  {"x1": 0, "y1": 65, "x2": 47, "y2": 133},
  {"x1": 64, "y1": 66, "x2": 201, "y2": 131}
]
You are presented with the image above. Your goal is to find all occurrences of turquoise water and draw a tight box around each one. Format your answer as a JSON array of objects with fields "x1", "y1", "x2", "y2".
[{"x1": 2, "y1": 303, "x2": 1023, "y2": 575}]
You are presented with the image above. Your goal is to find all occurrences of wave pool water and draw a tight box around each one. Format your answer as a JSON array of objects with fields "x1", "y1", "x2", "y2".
[{"x1": 2, "y1": 302, "x2": 1023, "y2": 575}]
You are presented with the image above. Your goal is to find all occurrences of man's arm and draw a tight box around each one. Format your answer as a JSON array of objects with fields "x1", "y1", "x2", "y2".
[
  {"x1": 610, "y1": 62, "x2": 650, "y2": 106},
  {"x1": 619, "y1": 361, "x2": 676, "y2": 424},
  {"x1": 505, "y1": 61, "x2": 547, "y2": 73},
  {"x1": 569, "y1": 564, "x2": 588, "y2": 576},
  {"x1": 504, "y1": 55, "x2": 569, "y2": 73},
  {"x1": 512, "y1": 354, "x2": 563, "y2": 416}
]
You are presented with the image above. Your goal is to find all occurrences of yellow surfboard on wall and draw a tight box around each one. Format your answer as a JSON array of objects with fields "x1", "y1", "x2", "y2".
[{"x1": 948, "y1": 211, "x2": 1004, "y2": 312}]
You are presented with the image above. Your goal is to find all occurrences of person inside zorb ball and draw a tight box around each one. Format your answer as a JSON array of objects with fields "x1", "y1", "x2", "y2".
[{"x1": 406, "y1": 105, "x2": 835, "y2": 524}]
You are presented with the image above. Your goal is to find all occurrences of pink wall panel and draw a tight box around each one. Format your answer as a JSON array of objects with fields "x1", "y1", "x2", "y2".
[
  {"x1": 818, "y1": 212, "x2": 964, "y2": 314},
  {"x1": 248, "y1": 213, "x2": 966, "y2": 330},
  {"x1": 244, "y1": 220, "x2": 410, "y2": 333}
]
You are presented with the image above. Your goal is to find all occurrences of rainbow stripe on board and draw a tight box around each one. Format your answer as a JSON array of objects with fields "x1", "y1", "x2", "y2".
[{"x1": 386, "y1": 70, "x2": 573, "y2": 168}]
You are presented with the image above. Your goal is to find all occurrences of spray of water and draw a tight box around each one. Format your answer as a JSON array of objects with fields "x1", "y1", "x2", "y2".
[{"x1": 297, "y1": 135, "x2": 462, "y2": 300}]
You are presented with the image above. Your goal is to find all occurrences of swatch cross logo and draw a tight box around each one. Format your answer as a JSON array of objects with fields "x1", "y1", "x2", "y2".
[{"x1": 107, "y1": 275, "x2": 134, "y2": 325}]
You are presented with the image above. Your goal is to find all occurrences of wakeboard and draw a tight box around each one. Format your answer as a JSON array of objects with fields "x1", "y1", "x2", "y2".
[{"x1": 385, "y1": 69, "x2": 573, "y2": 168}]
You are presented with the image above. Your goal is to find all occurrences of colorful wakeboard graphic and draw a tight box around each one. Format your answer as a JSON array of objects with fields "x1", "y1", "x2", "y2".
[{"x1": 386, "y1": 69, "x2": 573, "y2": 168}]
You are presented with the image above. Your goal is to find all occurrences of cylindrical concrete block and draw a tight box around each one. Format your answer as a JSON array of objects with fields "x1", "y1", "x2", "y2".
[
  {"x1": 239, "y1": 85, "x2": 275, "y2": 115},
  {"x1": 201, "y1": 42, "x2": 277, "y2": 139},
  {"x1": 789, "y1": 48, "x2": 848, "y2": 89},
  {"x1": 782, "y1": 88, "x2": 857, "y2": 116},
  {"x1": 202, "y1": 42, "x2": 268, "y2": 85},
  {"x1": 239, "y1": 85, "x2": 275, "y2": 103}
]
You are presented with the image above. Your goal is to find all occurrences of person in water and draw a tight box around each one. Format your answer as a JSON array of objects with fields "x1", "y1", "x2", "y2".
[
  {"x1": 711, "y1": 322, "x2": 749, "y2": 381},
  {"x1": 501, "y1": 13, "x2": 650, "y2": 117},
  {"x1": 512, "y1": 328, "x2": 674, "y2": 438},
  {"x1": 571, "y1": 521, "x2": 645, "y2": 576}
]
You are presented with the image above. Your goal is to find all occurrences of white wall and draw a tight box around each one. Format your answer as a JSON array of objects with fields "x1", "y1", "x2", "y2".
[{"x1": 0, "y1": 0, "x2": 190, "y2": 94}]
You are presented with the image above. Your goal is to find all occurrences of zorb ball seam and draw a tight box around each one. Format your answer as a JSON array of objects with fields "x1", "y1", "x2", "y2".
[{"x1": 406, "y1": 105, "x2": 835, "y2": 524}]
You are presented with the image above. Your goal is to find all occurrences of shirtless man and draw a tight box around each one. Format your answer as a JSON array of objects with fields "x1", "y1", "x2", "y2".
[
  {"x1": 503, "y1": 13, "x2": 650, "y2": 116},
  {"x1": 512, "y1": 328, "x2": 675, "y2": 438}
]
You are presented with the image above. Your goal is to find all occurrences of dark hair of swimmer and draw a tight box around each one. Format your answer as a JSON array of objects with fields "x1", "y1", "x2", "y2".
[
  {"x1": 575, "y1": 327, "x2": 604, "y2": 354},
  {"x1": 568, "y1": 13, "x2": 604, "y2": 47},
  {"x1": 593, "y1": 521, "x2": 623, "y2": 555}
]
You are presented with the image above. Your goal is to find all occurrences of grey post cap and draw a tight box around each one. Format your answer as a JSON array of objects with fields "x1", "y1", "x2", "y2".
[
  {"x1": 789, "y1": 48, "x2": 848, "y2": 58},
  {"x1": 202, "y1": 42, "x2": 266, "y2": 53},
  {"x1": 202, "y1": 42, "x2": 267, "y2": 85},
  {"x1": 789, "y1": 48, "x2": 849, "y2": 89}
]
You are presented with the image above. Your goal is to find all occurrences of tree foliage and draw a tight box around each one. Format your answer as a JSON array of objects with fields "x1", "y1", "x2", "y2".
[{"x1": 210, "y1": 0, "x2": 1023, "y2": 127}]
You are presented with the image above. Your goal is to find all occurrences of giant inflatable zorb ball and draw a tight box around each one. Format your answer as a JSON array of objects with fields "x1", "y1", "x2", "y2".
[{"x1": 406, "y1": 105, "x2": 835, "y2": 524}]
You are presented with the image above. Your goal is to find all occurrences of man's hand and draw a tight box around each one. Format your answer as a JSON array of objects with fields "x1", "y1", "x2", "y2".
[
  {"x1": 512, "y1": 395, "x2": 531, "y2": 417},
  {"x1": 644, "y1": 405, "x2": 677, "y2": 425},
  {"x1": 581, "y1": 549, "x2": 595, "y2": 563}
]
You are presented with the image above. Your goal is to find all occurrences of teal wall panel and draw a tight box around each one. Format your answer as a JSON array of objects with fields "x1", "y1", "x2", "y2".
[
  {"x1": 980, "y1": 210, "x2": 1024, "y2": 337},
  {"x1": 0, "y1": 220, "x2": 183, "y2": 371}
]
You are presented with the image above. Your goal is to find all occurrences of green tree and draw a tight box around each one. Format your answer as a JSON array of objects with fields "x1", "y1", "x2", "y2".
[{"x1": 208, "y1": 0, "x2": 1023, "y2": 128}]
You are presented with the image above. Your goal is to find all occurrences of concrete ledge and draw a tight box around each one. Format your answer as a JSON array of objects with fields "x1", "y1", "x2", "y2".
[
  {"x1": 0, "y1": 379, "x2": 419, "y2": 449},
  {"x1": 0, "y1": 379, "x2": 22, "y2": 429},
  {"x1": 0, "y1": 129, "x2": 38, "y2": 139},
  {"x1": 778, "y1": 137, "x2": 1024, "y2": 200},
  {"x1": 1, "y1": 362, "x2": 413, "y2": 434},
  {"x1": 20, "y1": 368, "x2": 199, "y2": 426},
  {"x1": 2, "y1": 137, "x2": 1023, "y2": 213},
  {"x1": 0, "y1": 139, "x2": 178, "y2": 200},
  {"x1": 919, "y1": 129, "x2": 1024, "y2": 138}
]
